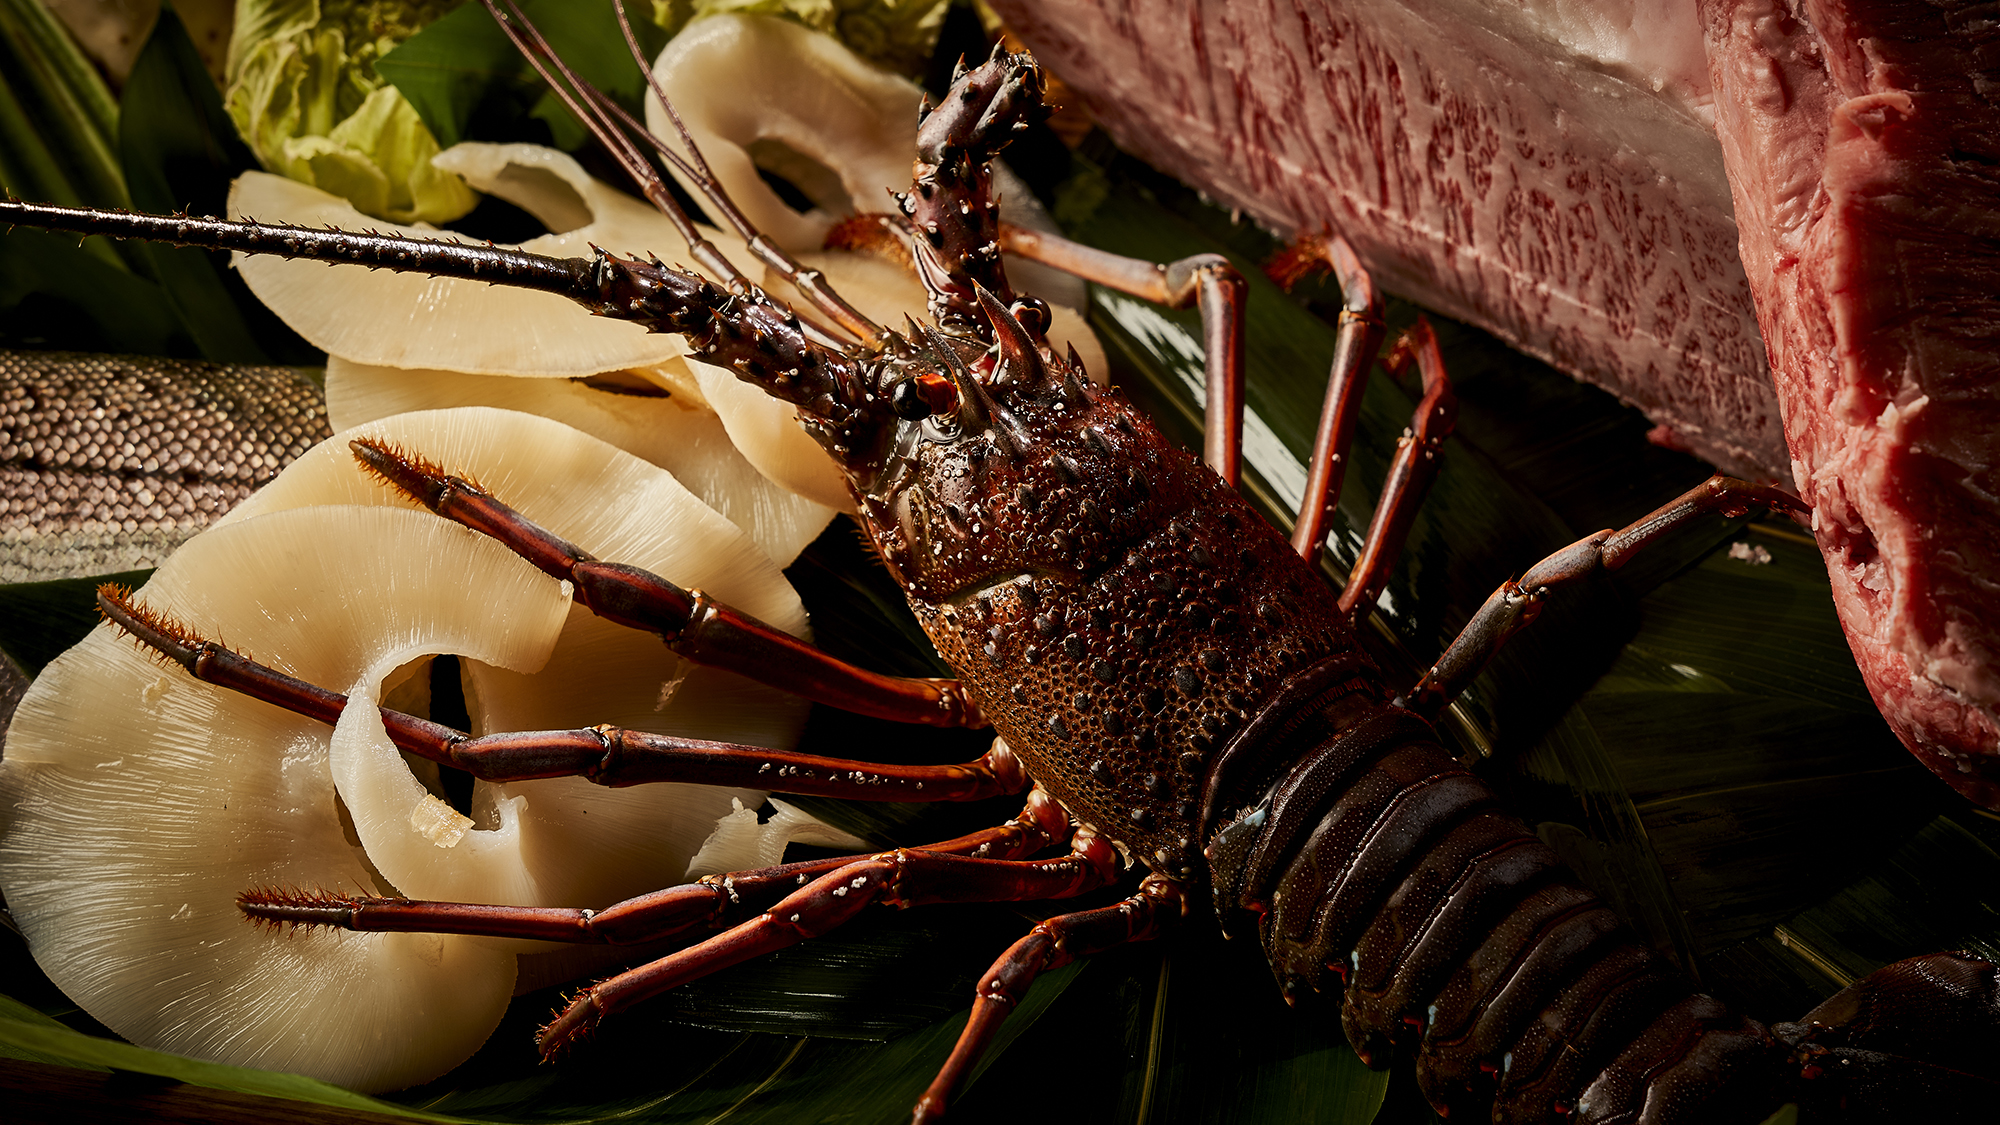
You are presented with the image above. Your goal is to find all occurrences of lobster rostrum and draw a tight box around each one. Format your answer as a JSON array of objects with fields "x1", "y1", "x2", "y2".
[{"x1": 4, "y1": 3, "x2": 1999, "y2": 1121}]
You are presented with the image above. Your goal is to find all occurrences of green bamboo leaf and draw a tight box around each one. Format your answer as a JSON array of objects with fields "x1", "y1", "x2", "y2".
[
  {"x1": 0, "y1": 992, "x2": 109, "y2": 1070},
  {"x1": 0, "y1": 1012, "x2": 460, "y2": 1120},
  {"x1": 0, "y1": 70, "x2": 93, "y2": 217},
  {"x1": 0, "y1": 0, "x2": 134, "y2": 275},
  {"x1": 118, "y1": 5, "x2": 282, "y2": 364},
  {"x1": 378, "y1": 1, "x2": 667, "y2": 152},
  {"x1": 0, "y1": 570, "x2": 152, "y2": 675},
  {"x1": 0, "y1": 0, "x2": 126, "y2": 209},
  {"x1": 1774, "y1": 813, "x2": 2000, "y2": 984},
  {"x1": 0, "y1": 228, "x2": 191, "y2": 354},
  {"x1": 784, "y1": 517, "x2": 951, "y2": 681},
  {"x1": 366, "y1": 961, "x2": 1083, "y2": 1123},
  {"x1": 651, "y1": 906, "x2": 1036, "y2": 1040},
  {"x1": 1141, "y1": 939, "x2": 1390, "y2": 1123},
  {"x1": 1497, "y1": 526, "x2": 1954, "y2": 1030},
  {"x1": 0, "y1": 0, "x2": 117, "y2": 147}
]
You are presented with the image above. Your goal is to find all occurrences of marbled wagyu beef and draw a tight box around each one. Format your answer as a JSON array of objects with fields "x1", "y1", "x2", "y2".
[
  {"x1": 988, "y1": 0, "x2": 1784, "y2": 480},
  {"x1": 1700, "y1": 0, "x2": 2000, "y2": 806},
  {"x1": 988, "y1": 0, "x2": 2000, "y2": 806}
]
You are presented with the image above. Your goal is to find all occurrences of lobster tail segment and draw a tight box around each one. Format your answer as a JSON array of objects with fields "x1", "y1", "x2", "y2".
[
  {"x1": 1202, "y1": 654, "x2": 1789, "y2": 1122},
  {"x1": 1204, "y1": 656, "x2": 2000, "y2": 1120}
]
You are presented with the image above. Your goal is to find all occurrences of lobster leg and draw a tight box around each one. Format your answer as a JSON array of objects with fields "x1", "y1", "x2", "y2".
[
  {"x1": 96, "y1": 584, "x2": 1015, "y2": 797},
  {"x1": 1286, "y1": 234, "x2": 1387, "y2": 565},
  {"x1": 1776, "y1": 951, "x2": 2000, "y2": 1122},
  {"x1": 1336, "y1": 319, "x2": 1458, "y2": 627},
  {"x1": 350, "y1": 438, "x2": 984, "y2": 727},
  {"x1": 536, "y1": 835, "x2": 1123, "y2": 1055},
  {"x1": 912, "y1": 874, "x2": 1186, "y2": 1123},
  {"x1": 1402, "y1": 474, "x2": 1810, "y2": 717},
  {"x1": 240, "y1": 791, "x2": 1072, "y2": 944},
  {"x1": 997, "y1": 223, "x2": 1247, "y2": 484}
]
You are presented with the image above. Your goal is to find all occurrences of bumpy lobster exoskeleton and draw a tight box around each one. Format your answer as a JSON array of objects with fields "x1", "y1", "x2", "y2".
[{"x1": 6, "y1": 3, "x2": 2000, "y2": 1121}]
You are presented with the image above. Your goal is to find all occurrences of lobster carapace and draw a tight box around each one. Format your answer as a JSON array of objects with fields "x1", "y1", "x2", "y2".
[{"x1": 3, "y1": 2, "x2": 1998, "y2": 1121}]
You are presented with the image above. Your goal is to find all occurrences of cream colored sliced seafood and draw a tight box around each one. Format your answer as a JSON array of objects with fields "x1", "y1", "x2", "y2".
[
  {"x1": 323, "y1": 356, "x2": 836, "y2": 564},
  {"x1": 228, "y1": 143, "x2": 759, "y2": 377},
  {"x1": 211, "y1": 412, "x2": 820, "y2": 892},
  {"x1": 0, "y1": 507, "x2": 552, "y2": 1091},
  {"x1": 647, "y1": 14, "x2": 920, "y2": 251},
  {"x1": 1, "y1": 408, "x2": 854, "y2": 1090},
  {"x1": 222, "y1": 408, "x2": 827, "y2": 911},
  {"x1": 236, "y1": 19, "x2": 1113, "y2": 518}
]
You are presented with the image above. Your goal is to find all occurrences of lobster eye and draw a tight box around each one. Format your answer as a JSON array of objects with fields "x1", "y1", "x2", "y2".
[
  {"x1": 893, "y1": 371, "x2": 959, "y2": 420},
  {"x1": 891, "y1": 380, "x2": 930, "y2": 420},
  {"x1": 1010, "y1": 296, "x2": 1050, "y2": 336}
]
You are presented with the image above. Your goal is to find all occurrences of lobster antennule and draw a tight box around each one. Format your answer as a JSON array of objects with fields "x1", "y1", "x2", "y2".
[{"x1": 0, "y1": 196, "x2": 866, "y2": 411}]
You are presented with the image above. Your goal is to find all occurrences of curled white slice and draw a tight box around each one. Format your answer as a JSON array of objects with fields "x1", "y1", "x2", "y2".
[
  {"x1": 693, "y1": 358, "x2": 858, "y2": 514},
  {"x1": 215, "y1": 407, "x2": 829, "y2": 910},
  {"x1": 2, "y1": 409, "x2": 856, "y2": 1090},
  {"x1": 431, "y1": 142, "x2": 758, "y2": 283},
  {"x1": 645, "y1": 13, "x2": 1105, "y2": 314},
  {"x1": 322, "y1": 356, "x2": 836, "y2": 565},
  {"x1": 228, "y1": 145, "x2": 758, "y2": 377},
  {"x1": 0, "y1": 506, "x2": 560, "y2": 1091},
  {"x1": 229, "y1": 173, "x2": 659, "y2": 376},
  {"x1": 649, "y1": 15, "x2": 919, "y2": 251}
]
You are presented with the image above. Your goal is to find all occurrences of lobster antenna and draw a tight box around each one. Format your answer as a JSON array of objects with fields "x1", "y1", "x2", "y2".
[
  {"x1": 477, "y1": 2, "x2": 751, "y2": 293},
  {"x1": 481, "y1": 1, "x2": 876, "y2": 355},
  {"x1": 606, "y1": 0, "x2": 893, "y2": 353}
]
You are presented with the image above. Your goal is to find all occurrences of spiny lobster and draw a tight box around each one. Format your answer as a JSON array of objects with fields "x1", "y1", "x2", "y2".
[{"x1": 3, "y1": 3, "x2": 1998, "y2": 1122}]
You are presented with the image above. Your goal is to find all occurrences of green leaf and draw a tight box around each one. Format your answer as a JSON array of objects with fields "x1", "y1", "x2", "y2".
[
  {"x1": 0, "y1": 0, "x2": 125, "y2": 210},
  {"x1": 378, "y1": 1, "x2": 668, "y2": 152},
  {"x1": 0, "y1": 992, "x2": 108, "y2": 1070},
  {"x1": 0, "y1": 0, "x2": 134, "y2": 276},
  {"x1": 652, "y1": 906, "x2": 1038, "y2": 1040},
  {"x1": 0, "y1": 228, "x2": 192, "y2": 354},
  {"x1": 358, "y1": 954, "x2": 1084, "y2": 1122},
  {"x1": 0, "y1": 1014, "x2": 458, "y2": 1120},
  {"x1": 117, "y1": 5, "x2": 287, "y2": 365},
  {"x1": 0, "y1": 569, "x2": 151, "y2": 675},
  {"x1": 784, "y1": 517, "x2": 950, "y2": 681}
]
